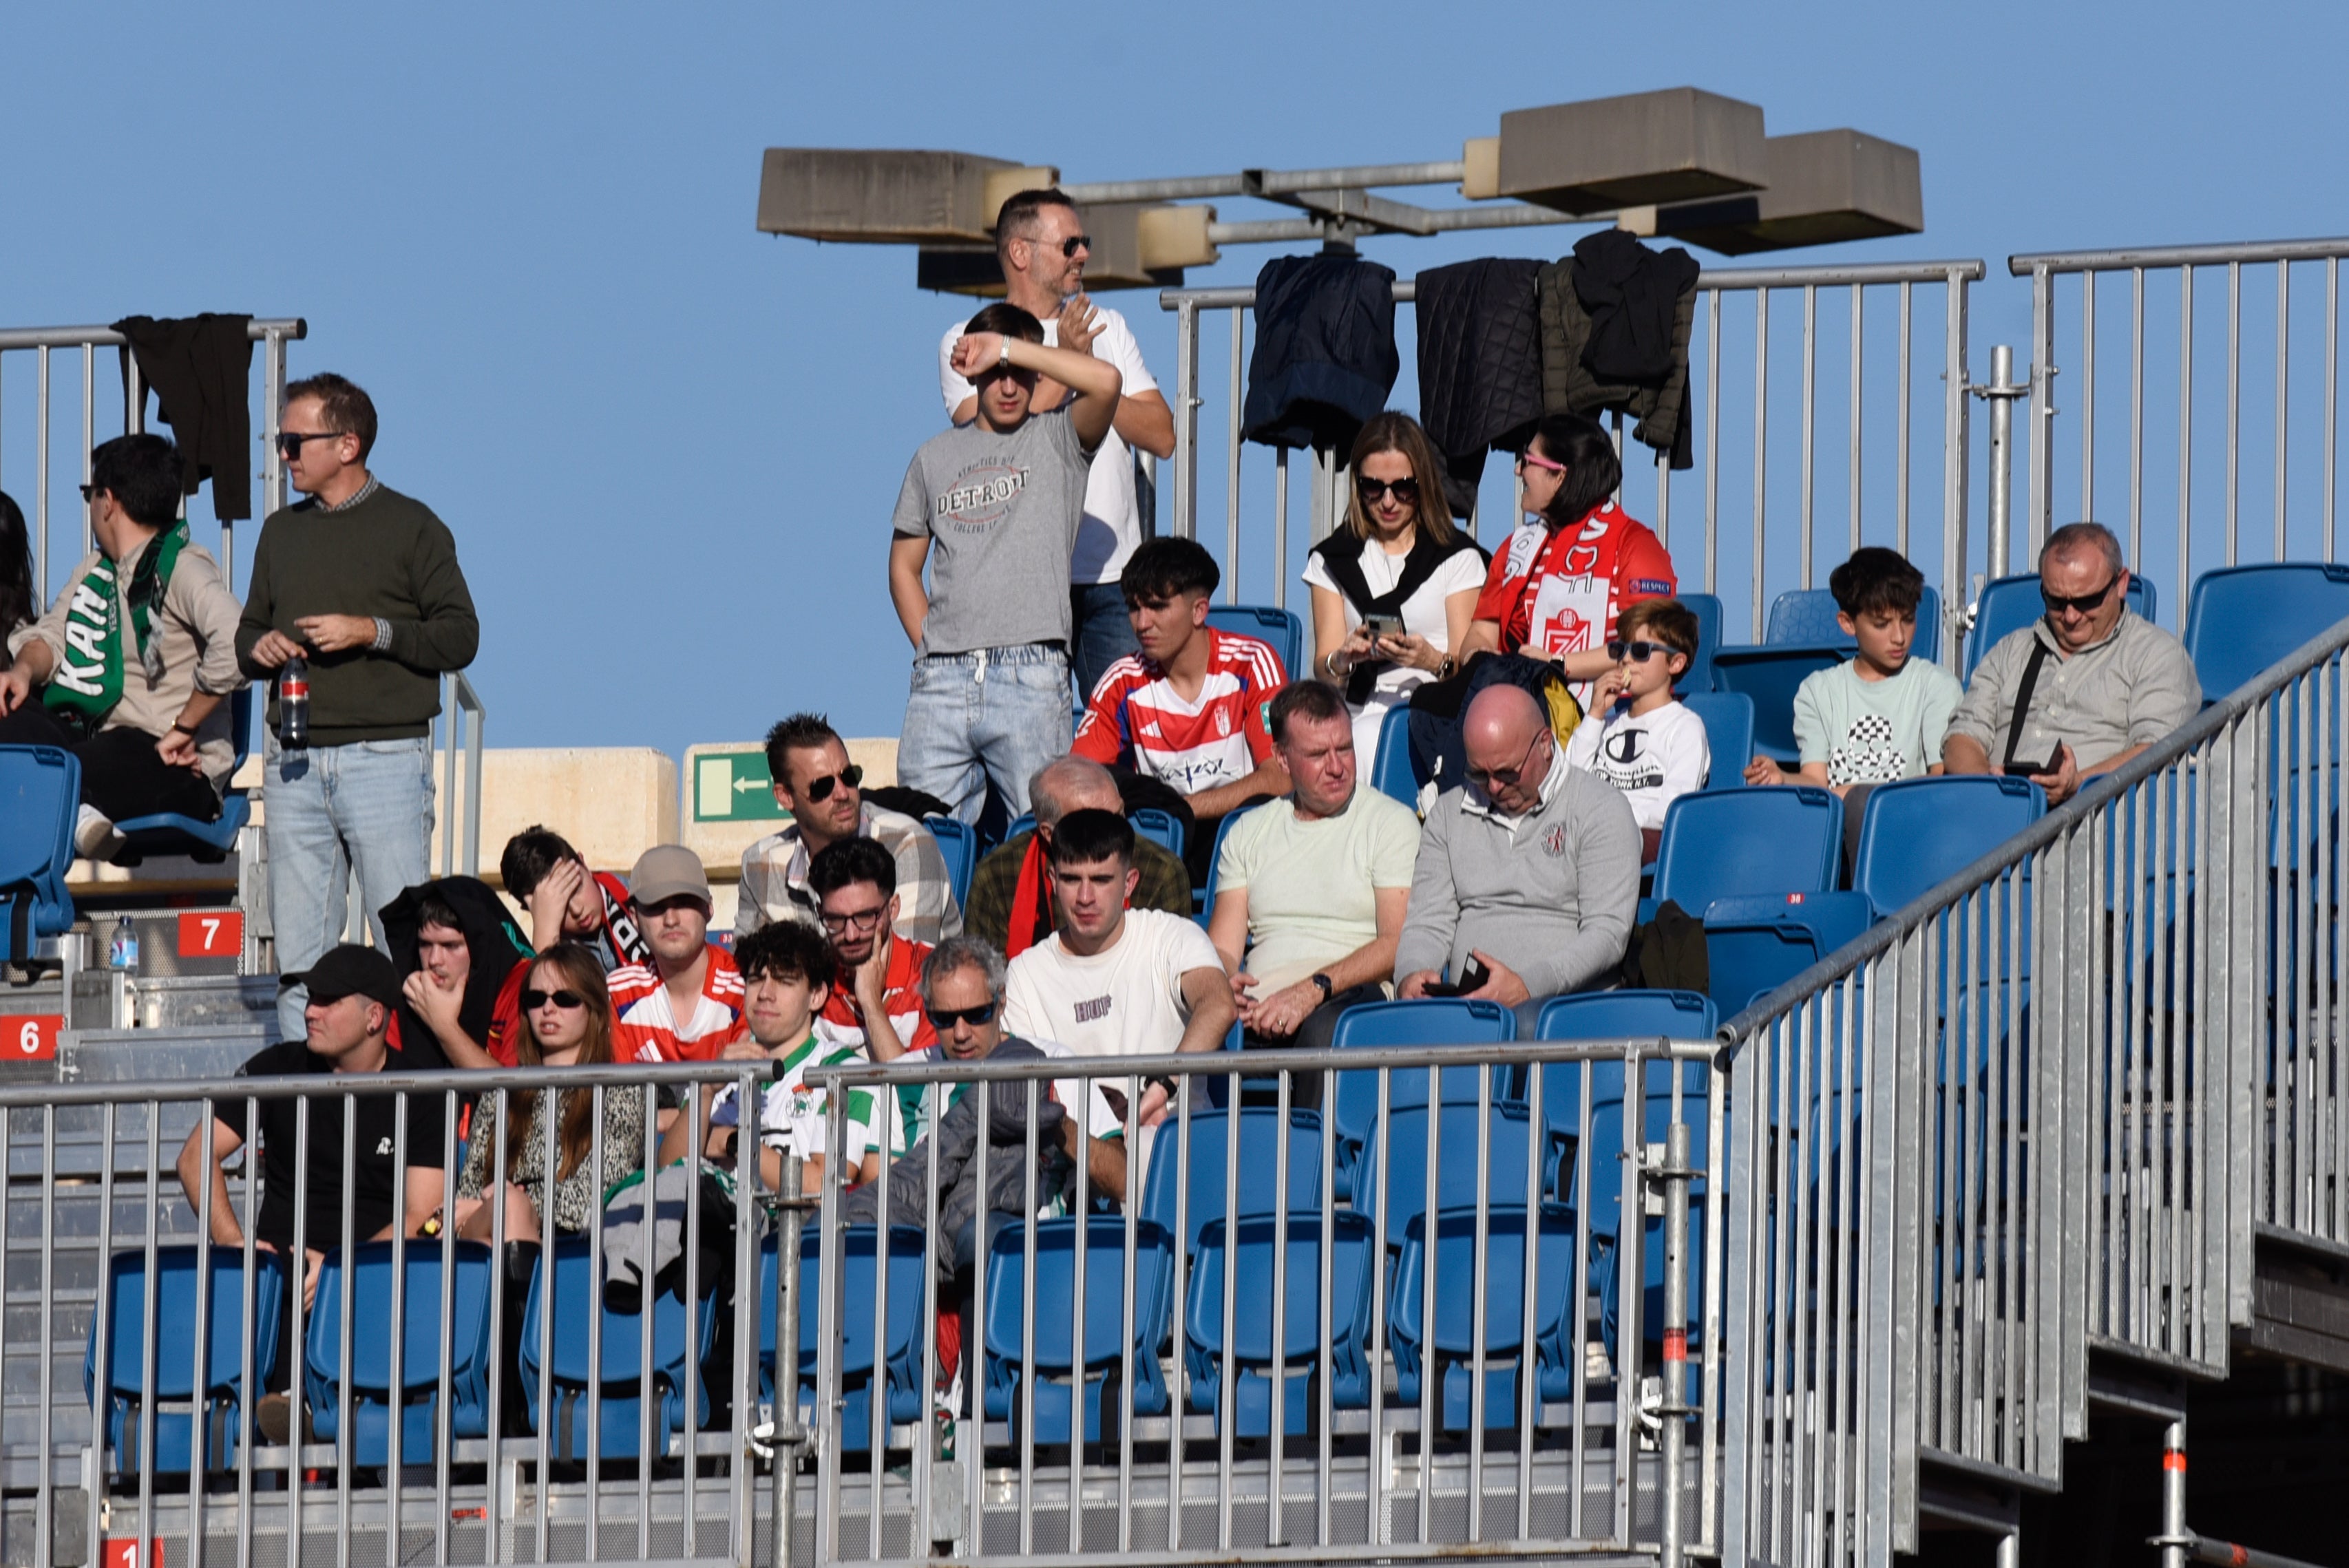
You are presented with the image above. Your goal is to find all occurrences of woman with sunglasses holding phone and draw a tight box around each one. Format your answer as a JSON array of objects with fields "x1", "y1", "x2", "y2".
[
  {"x1": 1303, "y1": 412, "x2": 1490, "y2": 762},
  {"x1": 1456, "y1": 411, "x2": 1678, "y2": 712},
  {"x1": 447, "y1": 944, "x2": 642, "y2": 1242}
]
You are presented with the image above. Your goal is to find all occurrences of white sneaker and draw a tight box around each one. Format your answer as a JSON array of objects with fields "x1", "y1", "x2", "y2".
[{"x1": 74, "y1": 805, "x2": 123, "y2": 860}]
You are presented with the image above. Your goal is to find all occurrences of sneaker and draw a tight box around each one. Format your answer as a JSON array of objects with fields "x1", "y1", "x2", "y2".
[
  {"x1": 257, "y1": 1392, "x2": 293, "y2": 1444},
  {"x1": 74, "y1": 805, "x2": 123, "y2": 860}
]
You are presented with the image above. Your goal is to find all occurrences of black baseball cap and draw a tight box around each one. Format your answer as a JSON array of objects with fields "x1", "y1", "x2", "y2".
[{"x1": 281, "y1": 944, "x2": 401, "y2": 1009}]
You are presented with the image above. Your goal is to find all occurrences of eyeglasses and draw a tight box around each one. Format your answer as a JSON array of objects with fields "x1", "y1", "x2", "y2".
[
  {"x1": 819, "y1": 906, "x2": 885, "y2": 934},
  {"x1": 521, "y1": 988, "x2": 589, "y2": 1011},
  {"x1": 1356, "y1": 476, "x2": 1420, "y2": 505},
  {"x1": 1057, "y1": 235, "x2": 1092, "y2": 257},
  {"x1": 1605, "y1": 639, "x2": 1677, "y2": 663},
  {"x1": 1515, "y1": 449, "x2": 1566, "y2": 475},
  {"x1": 1466, "y1": 730, "x2": 1548, "y2": 790},
  {"x1": 275, "y1": 430, "x2": 346, "y2": 457},
  {"x1": 2041, "y1": 575, "x2": 2120, "y2": 615},
  {"x1": 799, "y1": 763, "x2": 863, "y2": 803},
  {"x1": 927, "y1": 1001, "x2": 999, "y2": 1028}
]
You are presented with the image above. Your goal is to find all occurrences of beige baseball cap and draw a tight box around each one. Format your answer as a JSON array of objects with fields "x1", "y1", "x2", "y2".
[{"x1": 628, "y1": 845, "x2": 711, "y2": 907}]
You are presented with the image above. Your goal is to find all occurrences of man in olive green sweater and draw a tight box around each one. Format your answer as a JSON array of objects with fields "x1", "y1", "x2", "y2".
[{"x1": 236, "y1": 373, "x2": 478, "y2": 1040}]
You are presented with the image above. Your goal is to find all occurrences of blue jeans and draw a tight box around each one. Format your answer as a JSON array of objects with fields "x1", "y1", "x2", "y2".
[
  {"x1": 898, "y1": 644, "x2": 1072, "y2": 827},
  {"x1": 265, "y1": 734, "x2": 434, "y2": 1039},
  {"x1": 1069, "y1": 582, "x2": 1137, "y2": 701}
]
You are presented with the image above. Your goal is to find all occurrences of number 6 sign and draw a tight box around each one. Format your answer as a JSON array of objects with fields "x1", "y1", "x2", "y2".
[{"x1": 3, "y1": 1015, "x2": 62, "y2": 1061}]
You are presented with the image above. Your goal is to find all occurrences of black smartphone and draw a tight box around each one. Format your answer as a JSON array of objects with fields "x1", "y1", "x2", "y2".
[{"x1": 1424, "y1": 955, "x2": 1492, "y2": 998}]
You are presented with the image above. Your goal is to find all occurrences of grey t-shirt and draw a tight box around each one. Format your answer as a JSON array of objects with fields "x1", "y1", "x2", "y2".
[{"x1": 892, "y1": 405, "x2": 1093, "y2": 655}]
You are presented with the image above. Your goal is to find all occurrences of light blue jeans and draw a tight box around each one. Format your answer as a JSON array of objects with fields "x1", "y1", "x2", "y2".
[
  {"x1": 897, "y1": 644, "x2": 1073, "y2": 826},
  {"x1": 265, "y1": 734, "x2": 434, "y2": 1039}
]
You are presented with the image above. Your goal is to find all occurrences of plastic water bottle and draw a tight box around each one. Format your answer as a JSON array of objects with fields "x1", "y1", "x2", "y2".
[
  {"x1": 277, "y1": 653, "x2": 310, "y2": 750},
  {"x1": 107, "y1": 915, "x2": 138, "y2": 973}
]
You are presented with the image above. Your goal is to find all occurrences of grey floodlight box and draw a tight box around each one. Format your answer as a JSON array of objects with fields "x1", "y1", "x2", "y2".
[
  {"x1": 1656, "y1": 129, "x2": 1924, "y2": 255},
  {"x1": 1498, "y1": 87, "x2": 1768, "y2": 215},
  {"x1": 757, "y1": 149, "x2": 1022, "y2": 244}
]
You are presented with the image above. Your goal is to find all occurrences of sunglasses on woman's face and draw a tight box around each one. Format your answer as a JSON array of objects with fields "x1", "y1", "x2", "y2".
[
  {"x1": 1515, "y1": 449, "x2": 1566, "y2": 475},
  {"x1": 799, "y1": 763, "x2": 863, "y2": 803},
  {"x1": 1356, "y1": 476, "x2": 1420, "y2": 505},
  {"x1": 522, "y1": 988, "x2": 588, "y2": 1011}
]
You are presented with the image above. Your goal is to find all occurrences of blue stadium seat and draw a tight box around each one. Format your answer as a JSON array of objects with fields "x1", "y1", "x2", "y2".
[
  {"x1": 305, "y1": 1240, "x2": 494, "y2": 1466},
  {"x1": 1852, "y1": 775, "x2": 2045, "y2": 919},
  {"x1": 1767, "y1": 586, "x2": 1941, "y2": 661},
  {"x1": 1390, "y1": 1203, "x2": 1579, "y2": 1430},
  {"x1": 113, "y1": 686, "x2": 253, "y2": 865},
  {"x1": 520, "y1": 1235, "x2": 717, "y2": 1461},
  {"x1": 1369, "y1": 703, "x2": 1424, "y2": 809},
  {"x1": 1205, "y1": 605, "x2": 1304, "y2": 679},
  {"x1": 982, "y1": 1216, "x2": 1174, "y2": 1445},
  {"x1": 0, "y1": 745, "x2": 78, "y2": 968},
  {"x1": 1707, "y1": 646, "x2": 1847, "y2": 764},
  {"x1": 1355, "y1": 1101, "x2": 1537, "y2": 1242},
  {"x1": 923, "y1": 815, "x2": 979, "y2": 914},
  {"x1": 1678, "y1": 691, "x2": 1754, "y2": 784},
  {"x1": 1140, "y1": 1107, "x2": 1323, "y2": 1262},
  {"x1": 85, "y1": 1246, "x2": 284, "y2": 1476},
  {"x1": 1700, "y1": 892, "x2": 1874, "y2": 1018},
  {"x1": 2184, "y1": 562, "x2": 2349, "y2": 701},
  {"x1": 1534, "y1": 990, "x2": 1718, "y2": 1200},
  {"x1": 1678, "y1": 593, "x2": 1725, "y2": 695},
  {"x1": 761, "y1": 1223, "x2": 929, "y2": 1453},
  {"x1": 1195, "y1": 798, "x2": 1270, "y2": 924},
  {"x1": 1650, "y1": 787, "x2": 1843, "y2": 916},
  {"x1": 1183, "y1": 1211, "x2": 1376, "y2": 1438},
  {"x1": 1130, "y1": 805, "x2": 1185, "y2": 860},
  {"x1": 1965, "y1": 572, "x2": 2157, "y2": 681},
  {"x1": 1327, "y1": 998, "x2": 1517, "y2": 1200}
]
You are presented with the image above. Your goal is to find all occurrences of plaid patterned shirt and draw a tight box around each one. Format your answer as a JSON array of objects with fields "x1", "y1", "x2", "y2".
[{"x1": 735, "y1": 802, "x2": 962, "y2": 946}]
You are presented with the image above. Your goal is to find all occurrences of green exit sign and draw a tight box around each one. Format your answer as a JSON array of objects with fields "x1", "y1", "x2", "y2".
[{"x1": 691, "y1": 749, "x2": 790, "y2": 823}]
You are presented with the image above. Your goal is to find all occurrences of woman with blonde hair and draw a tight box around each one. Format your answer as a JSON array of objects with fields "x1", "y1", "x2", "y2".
[
  {"x1": 450, "y1": 943, "x2": 644, "y2": 1242},
  {"x1": 1302, "y1": 410, "x2": 1490, "y2": 761}
]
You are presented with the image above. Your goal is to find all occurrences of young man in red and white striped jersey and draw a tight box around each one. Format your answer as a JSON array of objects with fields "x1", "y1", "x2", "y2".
[
  {"x1": 1073, "y1": 537, "x2": 1290, "y2": 882},
  {"x1": 609, "y1": 845, "x2": 744, "y2": 1063}
]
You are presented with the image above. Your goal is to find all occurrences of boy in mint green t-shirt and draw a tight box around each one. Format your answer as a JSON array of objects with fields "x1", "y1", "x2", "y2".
[{"x1": 1747, "y1": 547, "x2": 1961, "y2": 795}]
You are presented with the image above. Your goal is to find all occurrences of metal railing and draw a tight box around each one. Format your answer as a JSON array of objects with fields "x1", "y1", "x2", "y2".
[
  {"x1": 1716, "y1": 611, "x2": 2349, "y2": 1565},
  {"x1": 438, "y1": 671, "x2": 489, "y2": 879},
  {"x1": 0, "y1": 318, "x2": 307, "y2": 598},
  {"x1": 1159, "y1": 260, "x2": 1982, "y2": 662},
  {"x1": 2014, "y1": 237, "x2": 2349, "y2": 619}
]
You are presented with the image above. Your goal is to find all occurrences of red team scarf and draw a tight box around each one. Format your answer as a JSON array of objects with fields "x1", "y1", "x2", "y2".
[
  {"x1": 1006, "y1": 838, "x2": 1055, "y2": 960},
  {"x1": 593, "y1": 870, "x2": 654, "y2": 968}
]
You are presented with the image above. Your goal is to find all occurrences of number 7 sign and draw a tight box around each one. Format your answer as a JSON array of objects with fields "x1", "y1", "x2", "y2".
[
  {"x1": 2, "y1": 1015, "x2": 61, "y2": 1061},
  {"x1": 177, "y1": 911, "x2": 244, "y2": 959}
]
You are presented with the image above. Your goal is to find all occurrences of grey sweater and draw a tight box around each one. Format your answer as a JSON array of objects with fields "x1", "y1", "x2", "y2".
[{"x1": 1393, "y1": 751, "x2": 1641, "y2": 997}]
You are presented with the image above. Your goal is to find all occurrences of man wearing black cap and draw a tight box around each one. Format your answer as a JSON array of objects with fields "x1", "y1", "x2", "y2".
[{"x1": 175, "y1": 944, "x2": 449, "y2": 1427}]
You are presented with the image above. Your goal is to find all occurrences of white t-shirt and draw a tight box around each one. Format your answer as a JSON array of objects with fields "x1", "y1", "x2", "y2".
[
  {"x1": 1003, "y1": 908, "x2": 1223, "y2": 1060},
  {"x1": 938, "y1": 306, "x2": 1159, "y2": 585},
  {"x1": 1563, "y1": 698, "x2": 1711, "y2": 831},
  {"x1": 1300, "y1": 537, "x2": 1487, "y2": 760}
]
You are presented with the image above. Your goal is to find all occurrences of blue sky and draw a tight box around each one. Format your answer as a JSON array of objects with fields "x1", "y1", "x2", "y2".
[{"x1": 5, "y1": 1, "x2": 2346, "y2": 756}]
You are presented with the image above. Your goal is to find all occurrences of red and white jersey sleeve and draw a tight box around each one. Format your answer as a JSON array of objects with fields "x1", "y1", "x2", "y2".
[
  {"x1": 1473, "y1": 502, "x2": 1678, "y2": 658},
  {"x1": 610, "y1": 944, "x2": 746, "y2": 1063},
  {"x1": 1072, "y1": 628, "x2": 1285, "y2": 794}
]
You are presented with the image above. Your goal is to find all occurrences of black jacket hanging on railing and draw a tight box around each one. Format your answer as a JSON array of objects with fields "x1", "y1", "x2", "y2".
[
  {"x1": 1241, "y1": 255, "x2": 1399, "y2": 451},
  {"x1": 1535, "y1": 232, "x2": 1699, "y2": 470},
  {"x1": 1413, "y1": 256, "x2": 1546, "y2": 518},
  {"x1": 112, "y1": 314, "x2": 255, "y2": 521}
]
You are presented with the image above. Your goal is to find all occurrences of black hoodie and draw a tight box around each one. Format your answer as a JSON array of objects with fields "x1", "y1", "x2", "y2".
[{"x1": 379, "y1": 876, "x2": 536, "y2": 1068}]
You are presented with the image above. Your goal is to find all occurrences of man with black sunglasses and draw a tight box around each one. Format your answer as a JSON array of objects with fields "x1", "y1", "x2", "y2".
[
  {"x1": 236, "y1": 372, "x2": 478, "y2": 1041},
  {"x1": 1944, "y1": 522, "x2": 2200, "y2": 806},
  {"x1": 938, "y1": 187, "x2": 1176, "y2": 699},
  {"x1": 736, "y1": 712, "x2": 960, "y2": 944}
]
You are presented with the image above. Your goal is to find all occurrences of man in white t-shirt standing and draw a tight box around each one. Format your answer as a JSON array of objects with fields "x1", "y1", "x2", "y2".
[
  {"x1": 939, "y1": 187, "x2": 1177, "y2": 698},
  {"x1": 1002, "y1": 808, "x2": 1234, "y2": 1132}
]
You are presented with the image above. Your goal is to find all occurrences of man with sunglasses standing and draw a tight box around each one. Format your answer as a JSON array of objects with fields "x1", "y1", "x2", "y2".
[
  {"x1": 237, "y1": 373, "x2": 478, "y2": 1041},
  {"x1": 1943, "y1": 522, "x2": 2200, "y2": 807},
  {"x1": 1396, "y1": 682, "x2": 1640, "y2": 1032},
  {"x1": 736, "y1": 712, "x2": 960, "y2": 944},
  {"x1": 938, "y1": 187, "x2": 1176, "y2": 699}
]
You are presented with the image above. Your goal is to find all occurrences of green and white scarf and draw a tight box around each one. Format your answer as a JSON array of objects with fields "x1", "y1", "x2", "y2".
[{"x1": 41, "y1": 522, "x2": 189, "y2": 737}]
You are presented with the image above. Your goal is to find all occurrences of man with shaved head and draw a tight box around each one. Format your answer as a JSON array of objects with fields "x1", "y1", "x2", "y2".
[
  {"x1": 962, "y1": 754, "x2": 1192, "y2": 957},
  {"x1": 1395, "y1": 684, "x2": 1641, "y2": 1028}
]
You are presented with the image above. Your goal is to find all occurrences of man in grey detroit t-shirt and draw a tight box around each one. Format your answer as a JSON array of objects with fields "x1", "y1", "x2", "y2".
[{"x1": 890, "y1": 301, "x2": 1121, "y2": 823}]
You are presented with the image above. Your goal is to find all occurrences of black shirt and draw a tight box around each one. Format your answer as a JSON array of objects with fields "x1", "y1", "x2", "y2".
[{"x1": 218, "y1": 1040, "x2": 450, "y2": 1253}]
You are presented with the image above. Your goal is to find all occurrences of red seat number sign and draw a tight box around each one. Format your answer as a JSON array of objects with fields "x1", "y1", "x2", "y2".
[
  {"x1": 4, "y1": 1015, "x2": 61, "y2": 1061},
  {"x1": 177, "y1": 911, "x2": 244, "y2": 959}
]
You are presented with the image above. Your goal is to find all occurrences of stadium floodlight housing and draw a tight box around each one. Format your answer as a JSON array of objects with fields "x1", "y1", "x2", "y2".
[{"x1": 755, "y1": 92, "x2": 1925, "y2": 289}]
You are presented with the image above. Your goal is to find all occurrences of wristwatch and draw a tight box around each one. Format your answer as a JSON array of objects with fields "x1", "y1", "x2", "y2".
[{"x1": 1309, "y1": 973, "x2": 1334, "y2": 1000}]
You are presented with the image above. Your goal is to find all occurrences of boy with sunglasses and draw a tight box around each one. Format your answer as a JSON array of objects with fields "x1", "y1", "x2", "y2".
[{"x1": 1562, "y1": 598, "x2": 1710, "y2": 861}]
